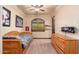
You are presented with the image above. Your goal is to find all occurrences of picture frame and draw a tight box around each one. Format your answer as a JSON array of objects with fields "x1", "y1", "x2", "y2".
[
  {"x1": 2, "y1": 7, "x2": 11, "y2": 27},
  {"x1": 15, "y1": 15, "x2": 23, "y2": 28},
  {"x1": 25, "y1": 26, "x2": 29, "y2": 31}
]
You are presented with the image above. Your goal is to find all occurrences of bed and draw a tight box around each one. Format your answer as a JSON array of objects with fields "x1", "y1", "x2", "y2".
[{"x1": 3, "y1": 31, "x2": 32, "y2": 54}]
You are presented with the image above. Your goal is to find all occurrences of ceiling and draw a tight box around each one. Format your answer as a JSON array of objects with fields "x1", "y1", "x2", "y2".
[{"x1": 17, "y1": 5, "x2": 57, "y2": 15}]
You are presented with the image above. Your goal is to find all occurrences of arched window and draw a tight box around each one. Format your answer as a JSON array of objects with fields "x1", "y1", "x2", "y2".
[{"x1": 31, "y1": 18, "x2": 45, "y2": 32}]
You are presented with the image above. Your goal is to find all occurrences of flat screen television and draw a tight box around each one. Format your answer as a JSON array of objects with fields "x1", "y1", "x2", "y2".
[{"x1": 61, "y1": 27, "x2": 75, "y2": 33}]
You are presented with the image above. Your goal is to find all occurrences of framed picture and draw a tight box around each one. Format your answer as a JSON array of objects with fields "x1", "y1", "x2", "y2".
[
  {"x1": 2, "y1": 7, "x2": 11, "y2": 27},
  {"x1": 16, "y1": 15, "x2": 23, "y2": 28},
  {"x1": 25, "y1": 26, "x2": 29, "y2": 31}
]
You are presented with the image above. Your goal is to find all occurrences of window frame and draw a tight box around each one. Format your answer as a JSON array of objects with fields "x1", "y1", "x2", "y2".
[{"x1": 31, "y1": 18, "x2": 45, "y2": 32}]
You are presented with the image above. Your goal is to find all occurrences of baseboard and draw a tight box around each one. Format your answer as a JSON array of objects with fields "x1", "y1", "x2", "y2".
[{"x1": 33, "y1": 38, "x2": 51, "y2": 39}]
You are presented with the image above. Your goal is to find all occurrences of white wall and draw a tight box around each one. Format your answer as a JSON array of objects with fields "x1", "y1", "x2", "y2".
[
  {"x1": 1, "y1": 5, "x2": 26, "y2": 35},
  {"x1": 55, "y1": 6, "x2": 79, "y2": 39},
  {"x1": 26, "y1": 15, "x2": 52, "y2": 38}
]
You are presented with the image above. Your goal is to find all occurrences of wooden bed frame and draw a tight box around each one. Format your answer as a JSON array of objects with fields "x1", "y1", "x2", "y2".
[{"x1": 3, "y1": 31, "x2": 32, "y2": 54}]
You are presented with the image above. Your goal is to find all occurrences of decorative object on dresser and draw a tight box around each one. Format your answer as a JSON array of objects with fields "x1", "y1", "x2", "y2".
[
  {"x1": 61, "y1": 27, "x2": 75, "y2": 33},
  {"x1": 51, "y1": 33, "x2": 78, "y2": 54}
]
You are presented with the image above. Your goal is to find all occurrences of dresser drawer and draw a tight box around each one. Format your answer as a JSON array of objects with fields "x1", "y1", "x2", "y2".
[{"x1": 55, "y1": 37, "x2": 65, "y2": 51}]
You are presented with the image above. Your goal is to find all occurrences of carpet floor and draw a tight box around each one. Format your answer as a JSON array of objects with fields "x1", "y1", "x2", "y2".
[{"x1": 26, "y1": 39, "x2": 57, "y2": 54}]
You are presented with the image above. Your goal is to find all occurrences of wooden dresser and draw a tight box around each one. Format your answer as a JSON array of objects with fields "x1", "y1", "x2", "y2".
[
  {"x1": 3, "y1": 39, "x2": 22, "y2": 54},
  {"x1": 51, "y1": 33, "x2": 78, "y2": 54}
]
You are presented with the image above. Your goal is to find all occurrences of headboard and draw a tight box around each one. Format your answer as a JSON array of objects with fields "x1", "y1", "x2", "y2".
[
  {"x1": 4, "y1": 31, "x2": 19, "y2": 36},
  {"x1": 20, "y1": 32, "x2": 32, "y2": 35}
]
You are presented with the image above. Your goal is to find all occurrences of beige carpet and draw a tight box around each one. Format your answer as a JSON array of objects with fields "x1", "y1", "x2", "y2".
[{"x1": 26, "y1": 39, "x2": 57, "y2": 54}]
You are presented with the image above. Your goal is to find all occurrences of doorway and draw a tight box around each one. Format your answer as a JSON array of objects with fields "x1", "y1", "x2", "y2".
[{"x1": 52, "y1": 16, "x2": 55, "y2": 34}]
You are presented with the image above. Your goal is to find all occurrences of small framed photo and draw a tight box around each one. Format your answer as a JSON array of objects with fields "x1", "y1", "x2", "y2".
[
  {"x1": 25, "y1": 26, "x2": 29, "y2": 31},
  {"x1": 2, "y1": 7, "x2": 11, "y2": 27},
  {"x1": 16, "y1": 15, "x2": 23, "y2": 28}
]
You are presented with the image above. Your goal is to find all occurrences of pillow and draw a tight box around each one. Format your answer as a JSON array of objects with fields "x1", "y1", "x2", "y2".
[{"x1": 18, "y1": 34, "x2": 24, "y2": 41}]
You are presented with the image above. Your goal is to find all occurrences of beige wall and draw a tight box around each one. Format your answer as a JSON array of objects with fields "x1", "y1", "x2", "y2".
[
  {"x1": 1, "y1": 5, "x2": 26, "y2": 35},
  {"x1": 1, "y1": 5, "x2": 53, "y2": 39},
  {"x1": 1, "y1": 5, "x2": 27, "y2": 53},
  {"x1": 26, "y1": 15, "x2": 52, "y2": 38},
  {"x1": 55, "y1": 6, "x2": 79, "y2": 39}
]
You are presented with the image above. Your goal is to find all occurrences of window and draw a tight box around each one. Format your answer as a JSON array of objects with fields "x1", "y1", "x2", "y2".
[{"x1": 31, "y1": 18, "x2": 45, "y2": 32}]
